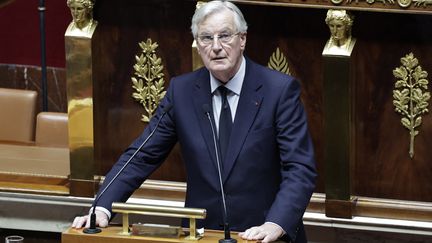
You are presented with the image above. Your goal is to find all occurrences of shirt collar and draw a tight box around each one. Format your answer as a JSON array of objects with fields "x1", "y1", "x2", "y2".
[{"x1": 210, "y1": 56, "x2": 245, "y2": 95}]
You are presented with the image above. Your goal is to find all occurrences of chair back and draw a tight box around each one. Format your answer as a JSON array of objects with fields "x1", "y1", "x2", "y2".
[
  {"x1": 0, "y1": 88, "x2": 37, "y2": 143},
  {"x1": 35, "y1": 112, "x2": 69, "y2": 148}
]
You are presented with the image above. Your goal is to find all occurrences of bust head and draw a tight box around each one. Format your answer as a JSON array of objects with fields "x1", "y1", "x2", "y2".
[
  {"x1": 67, "y1": 0, "x2": 94, "y2": 30},
  {"x1": 325, "y1": 10, "x2": 354, "y2": 47}
]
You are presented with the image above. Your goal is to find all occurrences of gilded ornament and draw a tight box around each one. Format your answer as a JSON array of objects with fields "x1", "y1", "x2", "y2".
[
  {"x1": 330, "y1": 0, "x2": 344, "y2": 5},
  {"x1": 345, "y1": 0, "x2": 398, "y2": 5},
  {"x1": 398, "y1": 0, "x2": 412, "y2": 7},
  {"x1": 393, "y1": 53, "x2": 430, "y2": 158},
  {"x1": 267, "y1": 47, "x2": 291, "y2": 75},
  {"x1": 66, "y1": 0, "x2": 97, "y2": 37},
  {"x1": 331, "y1": 0, "x2": 432, "y2": 8},
  {"x1": 131, "y1": 39, "x2": 166, "y2": 123},
  {"x1": 323, "y1": 10, "x2": 356, "y2": 56},
  {"x1": 413, "y1": 0, "x2": 432, "y2": 6}
]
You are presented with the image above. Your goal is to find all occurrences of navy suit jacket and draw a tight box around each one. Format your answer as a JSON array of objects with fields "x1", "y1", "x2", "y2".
[{"x1": 97, "y1": 58, "x2": 316, "y2": 242}]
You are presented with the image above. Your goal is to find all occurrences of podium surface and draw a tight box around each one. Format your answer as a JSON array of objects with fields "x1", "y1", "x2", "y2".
[{"x1": 62, "y1": 227, "x2": 257, "y2": 243}]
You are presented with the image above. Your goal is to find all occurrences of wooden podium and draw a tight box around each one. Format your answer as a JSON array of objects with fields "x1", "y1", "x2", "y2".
[{"x1": 62, "y1": 227, "x2": 256, "y2": 243}]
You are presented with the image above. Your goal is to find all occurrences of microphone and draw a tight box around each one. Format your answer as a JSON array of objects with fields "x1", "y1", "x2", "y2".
[
  {"x1": 84, "y1": 104, "x2": 173, "y2": 234},
  {"x1": 202, "y1": 104, "x2": 237, "y2": 243}
]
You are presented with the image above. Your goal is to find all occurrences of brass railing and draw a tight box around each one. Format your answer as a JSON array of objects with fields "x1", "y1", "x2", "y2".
[{"x1": 112, "y1": 202, "x2": 206, "y2": 240}]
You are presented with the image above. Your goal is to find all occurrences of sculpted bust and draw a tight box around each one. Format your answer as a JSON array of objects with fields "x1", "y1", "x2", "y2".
[
  {"x1": 323, "y1": 9, "x2": 356, "y2": 56},
  {"x1": 66, "y1": 0, "x2": 97, "y2": 37}
]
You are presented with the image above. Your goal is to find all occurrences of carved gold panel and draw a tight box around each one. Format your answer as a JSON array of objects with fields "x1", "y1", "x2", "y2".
[
  {"x1": 267, "y1": 47, "x2": 292, "y2": 75},
  {"x1": 131, "y1": 39, "x2": 166, "y2": 123},
  {"x1": 393, "y1": 52, "x2": 430, "y2": 158}
]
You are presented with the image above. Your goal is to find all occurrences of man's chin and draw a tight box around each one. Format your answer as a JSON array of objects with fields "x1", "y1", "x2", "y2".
[
  {"x1": 208, "y1": 62, "x2": 229, "y2": 71},
  {"x1": 209, "y1": 67, "x2": 229, "y2": 75}
]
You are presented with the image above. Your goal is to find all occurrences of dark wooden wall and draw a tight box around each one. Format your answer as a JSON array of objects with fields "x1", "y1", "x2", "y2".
[
  {"x1": 91, "y1": 0, "x2": 432, "y2": 203},
  {"x1": 92, "y1": 0, "x2": 196, "y2": 183},
  {"x1": 353, "y1": 12, "x2": 432, "y2": 202},
  {"x1": 91, "y1": 0, "x2": 328, "y2": 188}
]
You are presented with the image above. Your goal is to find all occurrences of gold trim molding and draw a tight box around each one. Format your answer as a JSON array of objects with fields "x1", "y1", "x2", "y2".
[
  {"x1": 131, "y1": 39, "x2": 167, "y2": 123},
  {"x1": 393, "y1": 52, "x2": 430, "y2": 158}
]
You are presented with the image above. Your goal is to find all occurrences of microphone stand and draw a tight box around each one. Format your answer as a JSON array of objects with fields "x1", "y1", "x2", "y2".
[
  {"x1": 38, "y1": 0, "x2": 48, "y2": 111},
  {"x1": 203, "y1": 104, "x2": 237, "y2": 243},
  {"x1": 84, "y1": 104, "x2": 173, "y2": 234}
]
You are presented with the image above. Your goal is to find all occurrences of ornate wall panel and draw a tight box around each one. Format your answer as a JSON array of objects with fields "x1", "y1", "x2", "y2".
[
  {"x1": 92, "y1": 0, "x2": 195, "y2": 182},
  {"x1": 90, "y1": 0, "x2": 432, "y2": 205},
  {"x1": 91, "y1": 0, "x2": 326, "y2": 190},
  {"x1": 353, "y1": 12, "x2": 432, "y2": 202}
]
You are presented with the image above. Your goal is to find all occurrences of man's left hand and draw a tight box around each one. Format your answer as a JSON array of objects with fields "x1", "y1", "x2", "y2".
[{"x1": 238, "y1": 223, "x2": 284, "y2": 243}]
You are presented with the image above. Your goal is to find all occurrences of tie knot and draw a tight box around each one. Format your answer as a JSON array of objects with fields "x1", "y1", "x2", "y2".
[
  {"x1": 218, "y1": 86, "x2": 229, "y2": 97},
  {"x1": 218, "y1": 86, "x2": 230, "y2": 109}
]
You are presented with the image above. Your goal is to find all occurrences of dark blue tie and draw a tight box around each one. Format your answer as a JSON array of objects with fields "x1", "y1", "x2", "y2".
[{"x1": 218, "y1": 86, "x2": 232, "y2": 164}]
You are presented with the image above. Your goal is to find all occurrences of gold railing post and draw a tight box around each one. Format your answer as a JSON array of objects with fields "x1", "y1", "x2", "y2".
[
  {"x1": 121, "y1": 212, "x2": 130, "y2": 235},
  {"x1": 186, "y1": 218, "x2": 198, "y2": 240}
]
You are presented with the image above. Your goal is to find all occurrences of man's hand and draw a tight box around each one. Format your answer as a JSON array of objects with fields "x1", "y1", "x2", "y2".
[
  {"x1": 238, "y1": 223, "x2": 284, "y2": 243},
  {"x1": 71, "y1": 209, "x2": 109, "y2": 229}
]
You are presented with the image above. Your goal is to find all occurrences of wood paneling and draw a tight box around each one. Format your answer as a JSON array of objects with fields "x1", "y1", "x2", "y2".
[
  {"x1": 92, "y1": 0, "x2": 195, "y2": 182},
  {"x1": 91, "y1": 1, "x2": 327, "y2": 192},
  {"x1": 353, "y1": 12, "x2": 432, "y2": 202},
  {"x1": 89, "y1": 0, "x2": 432, "y2": 204}
]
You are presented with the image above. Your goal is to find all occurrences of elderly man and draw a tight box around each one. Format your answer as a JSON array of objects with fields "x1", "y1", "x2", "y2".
[{"x1": 72, "y1": 1, "x2": 316, "y2": 242}]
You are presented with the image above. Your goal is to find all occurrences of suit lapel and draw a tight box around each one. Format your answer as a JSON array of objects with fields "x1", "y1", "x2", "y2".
[
  {"x1": 192, "y1": 69, "x2": 219, "y2": 172},
  {"x1": 223, "y1": 60, "x2": 263, "y2": 182}
]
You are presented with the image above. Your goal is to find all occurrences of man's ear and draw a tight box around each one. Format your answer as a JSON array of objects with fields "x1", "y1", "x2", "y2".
[{"x1": 240, "y1": 33, "x2": 247, "y2": 50}]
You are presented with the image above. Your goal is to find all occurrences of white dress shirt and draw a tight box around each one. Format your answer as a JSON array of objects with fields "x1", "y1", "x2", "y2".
[{"x1": 210, "y1": 56, "x2": 246, "y2": 134}]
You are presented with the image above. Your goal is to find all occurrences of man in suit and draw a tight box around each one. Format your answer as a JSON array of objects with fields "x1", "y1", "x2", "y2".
[{"x1": 72, "y1": 1, "x2": 316, "y2": 242}]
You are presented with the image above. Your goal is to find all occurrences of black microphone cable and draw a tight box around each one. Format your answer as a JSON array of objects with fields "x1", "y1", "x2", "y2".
[
  {"x1": 202, "y1": 104, "x2": 237, "y2": 243},
  {"x1": 84, "y1": 104, "x2": 173, "y2": 234}
]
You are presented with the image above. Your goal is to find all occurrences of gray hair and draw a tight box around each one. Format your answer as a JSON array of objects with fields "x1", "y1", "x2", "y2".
[{"x1": 191, "y1": 1, "x2": 248, "y2": 38}]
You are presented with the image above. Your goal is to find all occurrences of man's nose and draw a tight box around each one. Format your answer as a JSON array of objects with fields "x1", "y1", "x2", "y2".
[{"x1": 211, "y1": 38, "x2": 222, "y2": 51}]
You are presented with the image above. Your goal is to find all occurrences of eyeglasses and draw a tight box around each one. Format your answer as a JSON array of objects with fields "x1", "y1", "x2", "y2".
[{"x1": 197, "y1": 32, "x2": 240, "y2": 46}]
